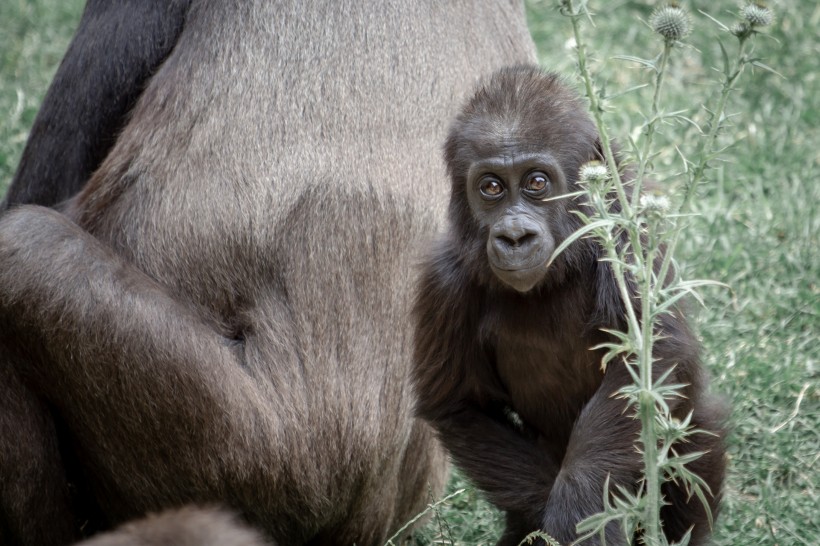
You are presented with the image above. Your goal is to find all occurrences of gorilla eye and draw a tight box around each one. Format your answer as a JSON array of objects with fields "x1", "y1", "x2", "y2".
[
  {"x1": 523, "y1": 172, "x2": 550, "y2": 196},
  {"x1": 479, "y1": 177, "x2": 505, "y2": 200}
]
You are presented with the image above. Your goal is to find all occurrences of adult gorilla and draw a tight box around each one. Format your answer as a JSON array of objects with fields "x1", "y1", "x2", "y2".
[{"x1": 0, "y1": 1, "x2": 536, "y2": 544}]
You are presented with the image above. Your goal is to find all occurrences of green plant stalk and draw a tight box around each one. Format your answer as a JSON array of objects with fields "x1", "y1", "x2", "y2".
[
  {"x1": 567, "y1": 0, "x2": 656, "y2": 396},
  {"x1": 656, "y1": 34, "x2": 752, "y2": 295},
  {"x1": 566, "y1": 1, "x2": 644, "y2": 342},
  {"x1": 566, "y1": 2, "x2": 631, "y2": 217},
  {"x1": 383, "y1": 489, "x2": 465, "y2": 546},
  {"x1": 632, "y1": 40, "x2": 673, "y2": 210},
  {"x1": 680, "y1": 33, "x2": 748, "y2": 211},
  {"x1": 566, "y1": 3, "x2": 677, "y2": 543},
  {"x1": 609, "y1": 244, "x2": 643, "y2": 346},
  {"x1": 684, "y1": 34, "x2": 751, "y2": 211},
  {"x1": 566, "y1": 1, "x2": 657, "y2": 312},
  {"x1": 638, "y1": 246, "x2": 662, "y2": 545}
]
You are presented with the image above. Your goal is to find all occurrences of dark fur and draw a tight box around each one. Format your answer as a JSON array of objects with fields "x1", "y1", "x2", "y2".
[
  {"x1": 413, "y1": 66, "x2": 727, "y2": 546},
  {"x1": 0, "y1": 3, "x2": 537, "y2": 545},
  {"x1": 1, "y1": 0, "x2": 191, "y2": 210}
]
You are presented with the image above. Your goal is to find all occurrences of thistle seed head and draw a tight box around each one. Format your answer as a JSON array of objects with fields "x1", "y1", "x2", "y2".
[
  {"x1": 578, "y1": 161, "x2": 610, "y2": 186},
  {"x1": 639, "y1": 193, "x2": 671, "y2": 221},
  {"x1": 639, "y1": 193, "x2": 671, "y2": 212},
  {"x1": 650, "y1": 4, "x2": 692, "y2": 41},
  {"x1": 731, "y1": 22, "x2": 752, "y2": 38},
  {"x1": 741, "y1": 2, "x2": 774, "y2": 28}
]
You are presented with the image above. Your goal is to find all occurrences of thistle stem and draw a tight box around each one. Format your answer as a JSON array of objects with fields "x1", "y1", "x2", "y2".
[
  {"x1": 566, "y1": 1, "x2": 645, "y2": 342},
  {"x1": 567, "y1": 3, "x2": 631, "y2": 216},
  {"x1": 657, "y1": 35, "x2": 752, "y2": 291},
  {"x1": 632, "y1": 40, "x2": 673, "y2": 210},
  {"x1": 684, "y1": 35, "x2": 750, "y2": 210},
  {"x1": 639, "y1": 246, "x2": 662, "y2": 545}
]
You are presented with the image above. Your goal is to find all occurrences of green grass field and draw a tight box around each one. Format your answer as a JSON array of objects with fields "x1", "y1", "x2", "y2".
[{"x1": 1, "y1": 1, "x2": 817, "y2": 545}]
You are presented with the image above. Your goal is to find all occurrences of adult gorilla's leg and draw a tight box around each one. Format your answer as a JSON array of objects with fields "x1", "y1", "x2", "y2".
[
  {"x1": 0, "y1": 205, "x2": 267, "y2": 519},
  {"x1": 0, "y1": 358, "x2": 75, "y2": 546}
]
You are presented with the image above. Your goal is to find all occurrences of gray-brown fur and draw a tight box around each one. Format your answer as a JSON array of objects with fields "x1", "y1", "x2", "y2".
[
  {"x1": 75, "y1": 507, "x2": 270, "y2": 546},
  {"x1": 0, "y1": 2, "x2": 536, "y2": 545},
  {"x1": 412, "y1": 66, "x2": 727, "y2": 546}
]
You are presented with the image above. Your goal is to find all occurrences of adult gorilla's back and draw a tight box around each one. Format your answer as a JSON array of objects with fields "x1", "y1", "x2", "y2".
[{"x1": 0, "y1": 1, "x2": 536, "y2": 545}]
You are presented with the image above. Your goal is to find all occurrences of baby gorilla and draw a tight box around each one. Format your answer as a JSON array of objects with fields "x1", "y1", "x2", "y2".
[{"x1": 412, "y1": 66, "x2": 727, "y2": 545}]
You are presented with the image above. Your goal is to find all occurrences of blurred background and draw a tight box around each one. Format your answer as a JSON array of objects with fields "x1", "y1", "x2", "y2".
[{"x1": 1, "y1": 1, "x2": 816, "y2": 544}]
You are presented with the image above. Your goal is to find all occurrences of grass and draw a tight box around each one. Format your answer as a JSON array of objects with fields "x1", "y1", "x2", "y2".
[
  {"x1": 1, "y1": 1, "x2": 817, "y2": 545},
  {"x1": 0, "y1": 0, "x2": 84, "y2": 190}
]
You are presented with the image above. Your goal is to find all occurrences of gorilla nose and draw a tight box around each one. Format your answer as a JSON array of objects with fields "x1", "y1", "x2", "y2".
[{"x1": 491, "y1": 220, "x2": 541, "y2": 253}]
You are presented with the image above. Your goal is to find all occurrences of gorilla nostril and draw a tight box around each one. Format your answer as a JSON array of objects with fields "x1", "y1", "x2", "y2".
[
  {"x1": 497, "y1": 234, "x2": 517, "y2": 248},
  {"x1": 496, "y1": 231, "x2": 537, "y2": 248},
  {"x1": 517, "y1": 232, "x2": 537, "y2": 246}
]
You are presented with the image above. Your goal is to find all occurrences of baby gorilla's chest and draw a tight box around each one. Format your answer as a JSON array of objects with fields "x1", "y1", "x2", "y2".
[{"x1": 494, "y1": 333, "x2": 603, "y2": 440}]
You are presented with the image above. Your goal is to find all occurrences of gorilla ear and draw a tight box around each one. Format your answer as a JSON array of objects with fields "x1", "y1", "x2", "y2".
[
  {"x1": 591, "y1": 137, "x2": 609, "y2": 163},
  {"x1": 593, "y1": 138, "x2": 605, "y2": 162},
  {"x1": 586, "y1": 136, "x2": 624, "y2": 174}
]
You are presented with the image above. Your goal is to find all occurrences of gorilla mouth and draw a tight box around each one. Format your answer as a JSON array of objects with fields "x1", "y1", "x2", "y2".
[
  {"x1": 489, "y1": 256, "x2": 549, "y2": 293},
  {"x1": 492, "y1": 259, "x2": 548, "y2": 273},
  {"x1": 488, "y1": 247, "x2": 550, "y2": 275}
]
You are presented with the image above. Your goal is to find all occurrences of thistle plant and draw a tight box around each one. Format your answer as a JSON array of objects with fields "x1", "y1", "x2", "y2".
[{"x1": 552, "y1": 1, "x2": 774, "y2": 544}]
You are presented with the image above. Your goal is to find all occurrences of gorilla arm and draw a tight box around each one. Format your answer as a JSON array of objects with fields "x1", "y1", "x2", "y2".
[
  {"x1": 538, "y1": 363, "x2": 641, "y2": 546},
  {"x1": 538, "y1": 315, "x2": 702, "y2": 546},
  {"x1": 0, "y1": 206, "x2": 267, "y2": 511}
]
